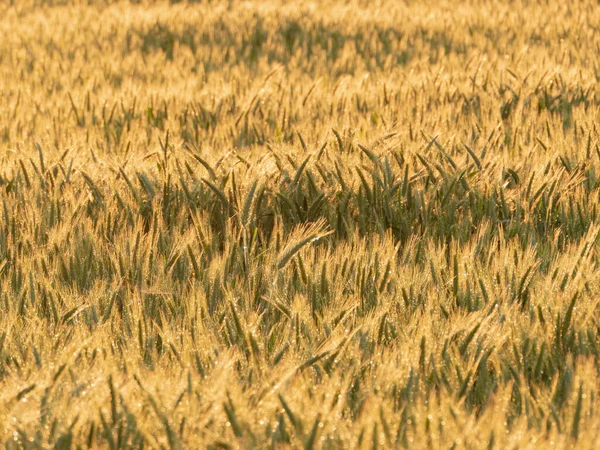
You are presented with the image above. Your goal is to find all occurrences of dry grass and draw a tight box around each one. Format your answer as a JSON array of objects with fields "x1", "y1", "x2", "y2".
[{"x1": 1, "y1": 0, "x2": 600, "y2": 448}]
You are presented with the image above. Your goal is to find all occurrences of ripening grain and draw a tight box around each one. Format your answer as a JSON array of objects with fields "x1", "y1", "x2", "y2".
[{"x1": 1, "y1": 0, "x2": 600, "y2": 448}]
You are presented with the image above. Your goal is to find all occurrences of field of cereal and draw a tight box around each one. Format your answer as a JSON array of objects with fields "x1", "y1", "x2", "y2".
[{"x1": 1, "y1": 0, "x2": 600, "y2": 447}]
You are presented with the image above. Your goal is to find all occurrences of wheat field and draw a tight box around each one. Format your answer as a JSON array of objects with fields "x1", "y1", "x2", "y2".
[{"x1": 1, "y1": 0, "x2": 600, "y2": 448}]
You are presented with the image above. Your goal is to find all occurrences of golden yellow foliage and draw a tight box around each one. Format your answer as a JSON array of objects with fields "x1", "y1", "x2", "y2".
[{"x1": 0, "y1": 0, "x2": 599, "y2": 448}]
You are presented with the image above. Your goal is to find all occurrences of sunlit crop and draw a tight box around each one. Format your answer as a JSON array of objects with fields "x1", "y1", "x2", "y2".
[{"x1": 1, "y1": 0, "x2": 599, "y2": 448}]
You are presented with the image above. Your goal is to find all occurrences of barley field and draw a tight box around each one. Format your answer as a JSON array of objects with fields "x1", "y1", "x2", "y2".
[{"x1": 1, "y1": 0, "x2": 600, "y2": 448}]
